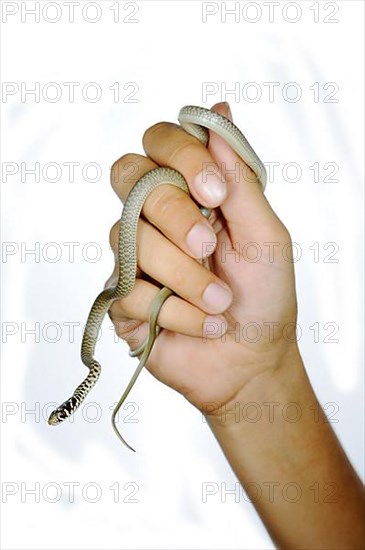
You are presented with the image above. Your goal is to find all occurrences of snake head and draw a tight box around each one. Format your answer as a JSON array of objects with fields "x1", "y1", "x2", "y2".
[
  {"x1": 48, "y1": 397, "x2": 78, "y2": 425},
  {"x1": 48, "y1": 407, "x2": 69, "y2": 425}
]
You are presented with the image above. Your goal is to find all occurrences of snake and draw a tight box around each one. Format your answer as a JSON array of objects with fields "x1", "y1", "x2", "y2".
[{"x1": 48, "y1": 105, "x2": 267, "y2": 451}]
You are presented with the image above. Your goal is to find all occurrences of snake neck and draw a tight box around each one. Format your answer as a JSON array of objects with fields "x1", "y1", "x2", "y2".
[{"x1": 48, "y1": 362, "x2": 101, "y2": 425}]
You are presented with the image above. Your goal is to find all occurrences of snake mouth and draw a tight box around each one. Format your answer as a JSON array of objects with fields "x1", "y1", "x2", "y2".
[{"x1": 48, "y1": 411, "x2": 61, "y2": 426}]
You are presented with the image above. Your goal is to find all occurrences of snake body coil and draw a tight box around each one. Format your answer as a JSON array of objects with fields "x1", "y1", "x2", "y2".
[{"x1": 48, "y1": 106, "x2": 266, "y2": 451}]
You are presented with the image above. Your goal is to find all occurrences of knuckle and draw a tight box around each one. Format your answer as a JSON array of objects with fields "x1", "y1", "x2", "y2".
[
  {"x1": 110, "y1": 153, "x2": 145, "y2": 191},
  {"x1": 171, "y1": 257, "x2": 194, "y2": 291},
  {"x1": 166, "y1": 140, "x2": 198, "y2": 166},
  {"x1": 109, "y1": 220, "x2": 120, "y2": 248},
  {"x1": 278, "y1": 224, "x2": 292, "y2": 244},
  {"x1": 114, "y1": 317, "x2": 143, "y2": 340},
  {"x1": 147, "y1": 185, "x2": 188, "y2": 227},
  {"x1": 142, "y1": 121, "x2": 173, "y2": 147}
]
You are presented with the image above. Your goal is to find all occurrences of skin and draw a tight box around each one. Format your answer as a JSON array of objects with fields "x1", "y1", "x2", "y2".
[{"x1": 106, "y1": 102, "x2": 364, "y2": 549}]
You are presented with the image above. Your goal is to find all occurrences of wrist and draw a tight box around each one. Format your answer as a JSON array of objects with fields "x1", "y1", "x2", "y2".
[{"x1": 205, "y1": 345, "x2": 312, "y2": 432}]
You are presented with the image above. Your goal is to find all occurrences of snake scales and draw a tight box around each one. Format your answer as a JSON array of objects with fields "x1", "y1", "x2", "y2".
[{"x1": 48, "y1": 105, "x2": 267, "y2": 451}]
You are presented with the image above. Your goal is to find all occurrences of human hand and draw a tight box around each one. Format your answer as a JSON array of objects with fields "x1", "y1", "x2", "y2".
[{"x1": 107, "y1": 102, "x2": 300, "y2": 415}]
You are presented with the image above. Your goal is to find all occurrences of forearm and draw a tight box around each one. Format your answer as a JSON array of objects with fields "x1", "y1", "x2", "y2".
[{"x1": 207, "y1": 350, "x2": 365, "y2": 549}]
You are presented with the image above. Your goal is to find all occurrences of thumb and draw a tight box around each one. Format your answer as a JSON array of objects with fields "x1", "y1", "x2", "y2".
[{"x1": 208, "y1": 102, "x2": 282, "y2": 243}]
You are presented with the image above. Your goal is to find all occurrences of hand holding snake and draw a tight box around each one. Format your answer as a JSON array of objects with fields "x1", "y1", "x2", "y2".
[{"x1": 49, "y1": 103, "x2": 297, "y2": 451}]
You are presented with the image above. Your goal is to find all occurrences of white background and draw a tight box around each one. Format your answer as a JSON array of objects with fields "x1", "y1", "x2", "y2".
[{"x1": 1, "y1": 1, "x2": 364, "y2": 549}]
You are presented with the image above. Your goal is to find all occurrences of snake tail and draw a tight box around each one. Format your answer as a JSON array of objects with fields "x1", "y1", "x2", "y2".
[{"x1": 111, "y1": 287, "x2": 173, "y2": 451}]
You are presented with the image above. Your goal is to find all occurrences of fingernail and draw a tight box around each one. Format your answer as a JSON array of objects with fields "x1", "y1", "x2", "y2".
[
  {"x1": 202, "y1": 282, "x2": 232, "y2": 313},
  {"x1": 194, "y1": 169, "x2": 226, "y2": 206},
  {"x1": 203, "y1": 316, "x2": 228, "y2": 338},
  {"x1": 186, "y1": 222, "x2": 217, "y2": 258}
]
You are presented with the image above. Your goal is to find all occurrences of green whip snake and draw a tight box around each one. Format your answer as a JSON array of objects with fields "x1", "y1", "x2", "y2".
[{"x1": 48, "y1": 105, "x2": 267, "y2": 451}]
